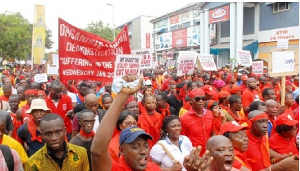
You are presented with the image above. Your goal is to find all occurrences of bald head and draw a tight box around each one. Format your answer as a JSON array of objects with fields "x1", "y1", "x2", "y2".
[
  {"x1": 246, "y1": 78, "x2": 256, "y2": 84},
  {"x1": 248, "y1": 110, "x2": 265, "y2": 120},
  {"x1": 265, "y1": 99, "x2": 277, "y2": 106},
  {"x1": 206, "y1": 135, "x2": 232, "y2": 151},
  {"x1": 85, "y1": 93, "x2": 98, "y2": 103}
]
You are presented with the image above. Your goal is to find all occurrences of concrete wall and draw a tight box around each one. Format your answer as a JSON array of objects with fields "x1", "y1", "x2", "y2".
[
  {"x1": 131, "y1": 18, "x2": 141, "y2": 50},
  {"x1": 140, "y1": 16, "x2": 154, "y2": 49}
]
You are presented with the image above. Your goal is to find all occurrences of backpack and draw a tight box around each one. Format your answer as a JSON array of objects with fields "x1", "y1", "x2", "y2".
[{"x1": 0, "y1": 144, "x2": 14, "y2": 171}]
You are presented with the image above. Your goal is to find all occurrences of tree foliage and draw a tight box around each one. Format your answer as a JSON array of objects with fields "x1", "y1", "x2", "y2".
[
  {"x1": 0, "y1": 12, "x2": 53, "y2": 61},
  {"x1": 84, "y1": 21, "x2": 120, "y2": 42}
]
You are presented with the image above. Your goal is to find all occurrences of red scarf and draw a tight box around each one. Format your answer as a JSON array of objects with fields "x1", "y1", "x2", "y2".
[
  {"x1": 79, "y1": 129, "x2": 95, "y2": 138},
  {"x1": 174, "y1": 93, "x2": 183, "y2": 101},
  {"x1": 27, "y1": 119, "x2": 43, "y2": 143},
  {"x1": 227, "y1": 109, "x2": 248, "y2": 126},
  {"x1": 182, "y1": 100, "x2": 191, "y2": 110},
  {"x1": 158, "y1": 104, "x2": 171, "y2": 119},
  {"x1": 234, "y1": 149, "x2": 254, "y2": 170},
  {"x1": 213, "y1": 117, "x2": 222, "y2": 135},
  {"x1": 77, "y1": 93, "x2": 85, "y2": 103},
  {"x1": 220, "y1": 104, "x2": 229, "y2": 111}
]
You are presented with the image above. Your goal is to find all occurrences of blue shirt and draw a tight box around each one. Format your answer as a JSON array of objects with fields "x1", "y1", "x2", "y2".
[{"x1": 293, "y1": 88, "x2": 299, "y2": 101}]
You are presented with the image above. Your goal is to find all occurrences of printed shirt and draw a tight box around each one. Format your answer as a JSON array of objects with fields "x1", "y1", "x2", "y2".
[
  {"x1": 25, "y1": 142, "x2": 89, "y2": 171},
  {"x1": 180, "y1": 107, "x2": 213, "y2": 155},
  {"x1": 0, "y1": 147, "x2": 23, "y2": 171}
]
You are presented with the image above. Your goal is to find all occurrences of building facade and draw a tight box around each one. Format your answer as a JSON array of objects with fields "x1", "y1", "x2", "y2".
[{"x1": 150, "y1": 2, "x2": 299, "y2": 67}]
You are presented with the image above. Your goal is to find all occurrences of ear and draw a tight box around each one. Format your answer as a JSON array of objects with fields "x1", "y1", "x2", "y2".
[{"x1": 119, "y1": 145, "x2": 125, "y2": 156}]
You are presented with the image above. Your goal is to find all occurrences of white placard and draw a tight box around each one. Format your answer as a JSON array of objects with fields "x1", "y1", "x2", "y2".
[
  {"x1": 177, "y1": 51, "x2": 197, "y2": 62},
  {"x1": 152, "y1": 62, "x2": 158, "y2": 68},
  {"x1": 272, "y1": 51, "x2": 295, "y2": 73},
  {"x1": 197, "y1": 54, "x2": 217, "y2": 71},
  {"x1": 237, "y1": 50, "x2": 252, "y2": 67},
  {"x1": 34, "y1": 73, "x2": 48, "y2": 83},
  {"x1": 167, "y1": 60, "x2": 176, "y2": 67},
  {"x1": 47, "y1": 64, "x2": 59, "y2": 75},
  {"x1": 277, "y1": 39, "x2": 289, "y2": 49},
  {"x1": 177, "y1": 57, "x2": 196, "y2": 76},
  {"x1": 52, "y1": 54, "x2": 59, "y2": 65},
  {"x1": 252, "y1": 61, "x2": 264, "y2": 74},
  {"x1": 131, "y1": 49, "x2": 153, "y2": 69},
  {"x1": 113, "y1": 54, "x2": 142, "y2": 80}
]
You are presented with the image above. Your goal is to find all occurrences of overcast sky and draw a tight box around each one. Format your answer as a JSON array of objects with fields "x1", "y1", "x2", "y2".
[{"x1": 0, "y1": 0, "x2": 198, "y2": 52}]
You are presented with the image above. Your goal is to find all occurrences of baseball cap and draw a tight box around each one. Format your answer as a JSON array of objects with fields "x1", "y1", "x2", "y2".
[
  {"x1": 26, "y1": 99, "x2": 51, "y2": 113},
  {"x1": 202, "y1": 85, "x2": 216, "y2": 96},
  {"x1": 275, "y1": 113, "x2": 299, "y2": 126},
  {"x1": 241, "y1": 74, "x2": 248, "y2": 81},
  {"x1": 220, "y1": 121, "x2": 249, "y2": 135},
  {"x1": 143, "y1": 80, "x2": 152, "y2": 86},
  {"x1": 119, "y1": 126, "x2": 152, "y2": 145}
]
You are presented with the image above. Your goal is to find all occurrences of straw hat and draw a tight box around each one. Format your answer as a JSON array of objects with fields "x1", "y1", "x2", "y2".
[{"x1": 26, "y1": 99, "x2": 51, "y2": 113}]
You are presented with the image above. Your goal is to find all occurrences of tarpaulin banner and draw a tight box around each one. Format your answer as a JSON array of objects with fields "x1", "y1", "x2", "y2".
[
  {"x1": 32, "y1": 5, "x2": 46, "y2": 64},
  {"x1": 58, "y1": 18, "x2": 131, "y2": 82}
]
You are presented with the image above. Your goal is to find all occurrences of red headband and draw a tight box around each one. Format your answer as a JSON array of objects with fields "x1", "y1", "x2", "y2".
[
  {"x1": 25, "y1": 89, "x2": 38, "y2": 96},
  {"x1": 207, "y1": 100, "x2": 218, "y2": 110},
  {"x1": 37, "y1": 90, "x2": 46, "y2": 96},
  {"x1": 249, "y1": 113, "x2": 268, "y2": 128}
]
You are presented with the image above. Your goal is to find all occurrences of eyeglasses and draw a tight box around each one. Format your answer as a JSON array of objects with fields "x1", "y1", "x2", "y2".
[
  {"x1": 194, "y1": 96, "x2": 206, "y2": 102},
  {"x1": 124, "y1": 122, "x2": 137, "y2": 127}
]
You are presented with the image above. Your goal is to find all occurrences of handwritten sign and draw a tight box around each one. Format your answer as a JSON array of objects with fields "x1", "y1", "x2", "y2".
[
  {"x1": 252, "y1": 61, "x2": 264, "y2": 74},
  {"x1": 34, "y1": 73, "x2": 48, "y2": 83},
  {"x1": 46, "y1": 64, "x2": 59, "y2": 75},
  {"x1": 272, "y1": 51, "x2": 295, "y2": 73},
  {"x1": 197, "y1": 54, "x2": 217, "y2": 71},
  {"x1": 152, "y1": 62, "x2": 158, "y2": 68},
  {"x1": 177, "y1": 58, "x2": 196, "y2": 76},
  {"x1": 178, "y1": 51, "x2": 198, "y2": 60},
  {"x1": 277, "y1": 39, "x2": 289, "y2": 49},
  {"x1": 114, "y1": 55, "x2": 142, "y2": 80},
  {"x1": 237, "y1": 50, "x2": 252, "y2": 67},
  {"x1": 132, "y1": 49, "x2": 152, "y2": 69},
  {"x1": 167, "y1": 60, "x2": 176, "y2": 67}
]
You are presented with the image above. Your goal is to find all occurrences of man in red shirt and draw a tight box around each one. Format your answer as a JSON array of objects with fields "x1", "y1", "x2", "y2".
[
  {"x1": 283, "y1": 93, "x2": 295, "y2": 119},
  {"x1": 239, "y1": 74, "x2": 248, "y2": 94},
  {"x1": 17, "y1": 89, "x2": 38, "y2": 124},
  {"x1": 181, "y1": 88, "x2": 214, "y2": 155},
  {"x1": 45, "y1": 80, "x2": 73, "y2": 141},
  {"x1": 241, "y1": 78, "x2": 261, "y2": 116}
]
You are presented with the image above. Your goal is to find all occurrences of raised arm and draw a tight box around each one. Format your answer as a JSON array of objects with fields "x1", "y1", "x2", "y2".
[{"x1": 91, "y1": 75, "x2": 143, "y2": 171}]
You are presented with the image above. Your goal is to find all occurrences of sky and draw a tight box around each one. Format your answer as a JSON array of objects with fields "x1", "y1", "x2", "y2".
[{"x1": 0, "y1": 0, "x2": 198, "y2": 52}]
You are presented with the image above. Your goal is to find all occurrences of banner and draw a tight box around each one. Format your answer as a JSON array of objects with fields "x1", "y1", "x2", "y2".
[
  {"x1": 152, "y1": 62, "x2": 158, "y2": 68},
  {"x1": 113, "y1": 55, "x2": 142, "y2": 80},
  {"x1": 172, "y1": 28, "x2": 187, "y2": 48},
  {"x1": 196, "y1": 54, "x2": 217, "y2": 71},
  {"x1": 177, "y1": 58, "x2": 196, "y2": 76},
  {"x1": 132, "y1": 49, "x2": 152, "y2": 69},
  {"x1": 154, "y1": 32, "x2": 172, "y2": 51},
  {"x1": 237, "y1": 50, "x2": 252, "y2": 67},
  {"x1": 209, "y1": 5, "x2": 230, "y2": 24},
  {"x1": 272, "y1": 51, "x2": 295, "y2": 73},
  {"x1": 252, "y1": 61, "x2": 264, "y2": 74},
  {"x1": 58, "y1": 18, "x2": 131, "y2": 82},
  {"x1": 146, "y1": 33, "x2": 151, "y2": 48},
  {"x1": 187, "y1": 26, "x2": 200, "y2": 47},
  {"x1": 32, "y1": 5, "x2": 46, "y2": 64}
]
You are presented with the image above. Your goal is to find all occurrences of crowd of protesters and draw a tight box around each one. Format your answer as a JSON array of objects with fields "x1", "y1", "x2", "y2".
[{"x1": 0, "y1": 61, "x2": 298, "y2": 171}]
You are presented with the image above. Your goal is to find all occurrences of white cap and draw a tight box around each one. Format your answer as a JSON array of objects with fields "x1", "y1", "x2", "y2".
[{"x1": 144, "y1": 80, "x2": 152, "y2": 86}]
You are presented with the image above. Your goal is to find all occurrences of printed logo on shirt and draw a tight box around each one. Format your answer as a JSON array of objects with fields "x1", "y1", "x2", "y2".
[
  {"x1": 287, "y1": 115, "x2": 293, "y2": 120},
  {"x1": 63, "y1": 104, "x2": 67, "y2": 111},
  {"x1": 231, "y1": 121, "x2": 240, "y2": 126}
]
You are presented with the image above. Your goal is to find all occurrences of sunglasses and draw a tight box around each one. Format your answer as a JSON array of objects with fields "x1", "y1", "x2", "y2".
[{"x1": 194, "y1": 96, "x2": 206, "y2": 102}]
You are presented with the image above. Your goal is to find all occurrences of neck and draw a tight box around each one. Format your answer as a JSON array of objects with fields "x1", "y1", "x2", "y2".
[
  {"x1": 167, "y1": 135, "x2": 179, "y2": 145},
  {"x1": 250, "y1": 128, "x2": 262, "y2": 138},
  {"x1": 161, "y1": 104, "x2": 167, "y2": 109},
  {"x1": 11, "y1": 107, "x2": 18, "y2": 113},
  {"x1": 284, "y1": 104, "x2": 290, "y2": 108},
  {"x1": 147, "y1": 109, "x2": 154, "y2": 115},
  {"x1": 193, "y1": 107, "x2": 203, "y2": 115},
  {"x1": 229, "y1": 107, "x2": 238, "y2": 116}
]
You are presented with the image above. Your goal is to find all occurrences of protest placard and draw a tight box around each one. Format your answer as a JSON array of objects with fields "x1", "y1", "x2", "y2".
[
  {"x1": 251, "y1": 61, "x2": 264, "y2": 74},
  {"x1": 152, "y1": 62, "x2": 158, "y2": 68},
  {"x1": 59, "y1": 18, "x2": 131, "y2": 82},
  {"x1": 167, "y1": 60, "x2": 176, "y2": 67},
  {"x1": 177, "y1": 57, "x2": 196, "y2": 76},
  {"x1": 272, "y1": 51, "x2": 295, "y2": 73},
  {"x1": 113, "y1": 55, "x2": 142, "y2": 80},
  {"x1": 177, "y1": 51, "x2": 197, "y2": 61},
  {"x1": 131, "y1": 49, "x2": 152, "y2": 69},
  {"x1": 196, "y1": 54, "x2": 217, "y2": 71},
  {"x1": 236, "y1": 50, "x2": 252, "y2": 67},
  {"x1": 34, "y1": 73, "x2": 48, "y2": 83}
]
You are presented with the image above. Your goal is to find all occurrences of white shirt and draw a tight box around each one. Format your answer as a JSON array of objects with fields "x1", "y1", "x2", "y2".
[
  {"x1": 150, "y1": 135, "x2": 193, "y2": 171},
  {"x1": 67, "y1": 91, "x2": 77, "y2": 103},
  {"x1": 93, "y1": 115, "x2": 99, "y2": 133}
]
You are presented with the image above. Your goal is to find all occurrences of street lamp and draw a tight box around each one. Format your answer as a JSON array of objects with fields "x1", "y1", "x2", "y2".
[{"x1": 107, "y1": 3, "x2": 115, "y2": 40}]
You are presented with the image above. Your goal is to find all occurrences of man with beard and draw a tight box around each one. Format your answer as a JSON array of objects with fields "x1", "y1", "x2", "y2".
[
  {"x1": 206, "y1": 135, "x2": 239, "y2": 171},
  {"x1": 70, "y1": 109, "x2": 95, "y2": 170},
  {"x1": 241, "y1": 78, "x2": 261, "y2": 116},
  {"x1": 262, "y1": 88, "x2": 277, "y2": 102},
  {"x1": 90, "y1": 75, "x2": 213, "y2": 171},
  {"x1": 156, "y1": 92, "x2": 177, "y2": 117}
]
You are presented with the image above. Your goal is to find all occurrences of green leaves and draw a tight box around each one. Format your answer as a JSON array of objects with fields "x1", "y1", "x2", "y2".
[{"x1": 84, "y1": 21, "x2": 120, "y2": 42}]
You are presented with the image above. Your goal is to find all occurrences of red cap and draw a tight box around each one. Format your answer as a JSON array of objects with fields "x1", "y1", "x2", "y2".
[
  {"x1": 220, "y1": 121, "x2": 249, "y2": 135},
  {"x1": 275, "y1": 113, "x2": 299, "y2": 126},
  {"x1": 189, "y1": 88, "x2": 205, "y2": 99},
  {"x1": 2, "y1": 70, "x2": 8, "y2": 75},
  {"x1": 201, "y1": 85, "x2": 216, "y2": 96},
  {"x1": 285, "y1": 80, "x2": 293, "y2": 86},
  {"x1": 230, "y1": 84, "x2": 241, "y2": 94},
  {"x1": 218, "y1": 91, "x2": 230, "y2": 98},
  {"x1": 241, "y1": 74, "x2": 248, "y2": 81},
  {"x1": 18, "y1": 75, "x2": 26, "y2": 80},
  {"x1": 124, "y1": 95, "x2": 136, "y2": 107},
  {"x1": 219, "y1": 71, "x2": 224, "y2": 76}
]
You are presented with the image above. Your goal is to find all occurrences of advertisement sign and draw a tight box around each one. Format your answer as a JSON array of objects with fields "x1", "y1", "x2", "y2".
[
  {"x1": 258, "y1": 26, "x2": 299, "y2": 43},
  {"x1": 132, "y1": 49, "x2": 153, "y2": 69},
  {"x1": 156, "y1": 19, "x2": 168, "y2": 29},
  {"x1": 252, "y1": 61, "x2": 264, "y2": 74},
  {"x1": 209, "y1": 5, "x2": 230, "y2": 24},
  {"x1": 155, "y1": 32, "x2": 172, "y2": 51},
  {"x1": 146, "y1": 33, "x2": 151, "y2": 48},
  {"x1": 114, "y1": 55, "x2": 142, "y2": 80},
  {"x1": 172, "y1": 28, "x2": 187, "y2": 48},
  {"x1": 162, "y1": 50, "x2": 174, "y2": 59},
  {"x1": 170, "y1": 15, "x2": 179, "y2": 25},
  {"x1": 179, "y1": 11, "x2": 191, "y2": 22},
  {"x1": 187, "y1": 25, "x2": 200, "y2": 47},
  {"x1": 237, "y1": 50, "x2": 252, "y2": 67},
  {"x1": 58, "y1": 18, "x2": 131, "y2": 82}
]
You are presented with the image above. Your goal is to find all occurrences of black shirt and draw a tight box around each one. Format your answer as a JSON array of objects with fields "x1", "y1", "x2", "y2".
[
  {"x1": 167, "y1": 94, "x2": 183, "y2": 113},
  {"x1": 47, "y1": 142, "x2": 68, "y2": 168}
]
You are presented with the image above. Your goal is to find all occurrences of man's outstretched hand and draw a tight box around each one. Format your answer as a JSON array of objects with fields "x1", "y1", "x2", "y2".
[
  {"x1": 183, "y1": 146, "x2": 213, "y2": 171},
  {"x1": 119, "y1": 75, "x2": 143, "y2": 95}
]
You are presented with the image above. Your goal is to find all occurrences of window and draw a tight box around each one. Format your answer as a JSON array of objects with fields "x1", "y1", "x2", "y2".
[{"x1": 273, "y1": 2, "x2": 289, "y2": 13}]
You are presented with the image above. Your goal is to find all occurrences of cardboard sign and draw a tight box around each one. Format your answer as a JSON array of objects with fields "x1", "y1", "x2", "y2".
[
  {"x1": 177, "y1": 58, "x2": 196, "y2": 76},
  {"x1": 237, "y1": 50, "x2": 252, "y2": 67},
  {"x1": 34, "y1": 73, "x2": 48, "y2": 83},
  {"x1": 167, "y1": 60, "x2": 176, "y2": 67},
  {"x1": 113, "y1": 55, "x2": 142, "y2": 80},
  {"x1": 178, "y1": 51, "x2": 198, "y2": 60},
  {"x1": 196, "y1": 54, "x2": 217, "y2": 71},
  {"x1": 251, "y1": 61, "x2": 264, "y2": 74},
  {"x1": 59, "y1": 18, "x2": 131, "y2": 82},
  {"x1": 131, "y1": 49, "x2": 152, "y2": 69},
  {"x1": 272, "y1": 51, "x2": 295, "y2": 73},
  {"x1": 277, "y1": 39, "x2": 289, "y2": 49},
  {"x1": 46, "y1": 64, "x2": 59, "y2": 75}
]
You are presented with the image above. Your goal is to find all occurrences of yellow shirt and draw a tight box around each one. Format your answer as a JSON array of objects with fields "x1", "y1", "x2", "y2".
[
  {"x1": 1, "y1": 134, "x2": 28, "y2": 163},
  {"x1": 179, "y1": 108, "x2": 188, "y2": 118},
  {"x1": 25, "y1": 142, "x2": 89, "y2": 171},
  {"x1": 98, "y1": 92, "x2": 117, "y2": 107},
  {"x1": 19, "y1": 100, "x2": 27, "y2": 108}
]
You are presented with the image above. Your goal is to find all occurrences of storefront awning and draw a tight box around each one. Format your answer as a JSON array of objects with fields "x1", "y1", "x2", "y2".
[
  {"x1": 265, "y1": 2, "x2": 276, "y2": 6},
  {"x1": 210, "y1": 40, "x2": 258, "y2": 54}
]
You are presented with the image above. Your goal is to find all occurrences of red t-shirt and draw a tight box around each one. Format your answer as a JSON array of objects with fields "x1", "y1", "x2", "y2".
[
  {"x1": 21, "y1": 103, "x2": 33, "y2": 123},
  {"x1": 45, "y1": 94, "x2": 73, "y2": 133},
  {"x1": 112, "y1": 157, "x2": 161, "y2": 171},
  {"x1": 239, "y1": 84, "x2": 248, "y2": 94},
  {"x1": 242, "y1": 88, "x2": 261, "y2": 116},
  {"x1": 180, "y1": 107, "x2": 214, "y2": 155},
  {"x1": 0, "y1": 95, "x2": 9, "y2": 102},
  {"x1": 269, "y1": 133, "x2": 299, "y2": 155},
  {"x1": 232, "y1": 149, "x2": 252, "y2": 170}
]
